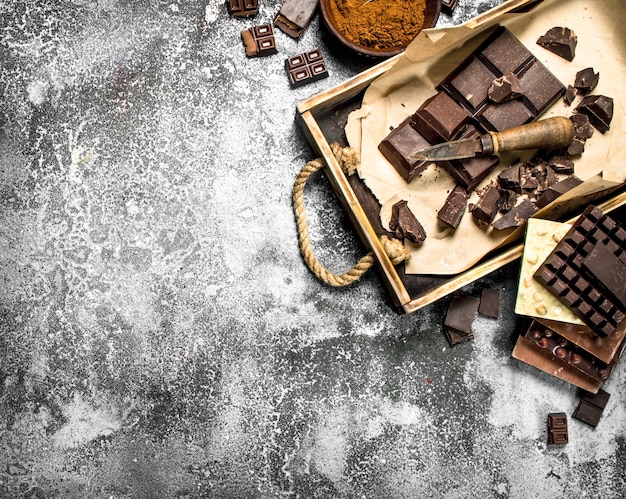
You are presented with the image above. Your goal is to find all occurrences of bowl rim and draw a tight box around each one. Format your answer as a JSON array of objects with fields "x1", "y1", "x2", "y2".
[{"x1": 320, "y1": 0, "x2": 442, "y2": 58}]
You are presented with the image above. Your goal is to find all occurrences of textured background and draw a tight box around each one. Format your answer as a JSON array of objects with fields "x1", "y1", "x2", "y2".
[{"x1": 1, "y1": 0, "x2": 625, "y2": 498}]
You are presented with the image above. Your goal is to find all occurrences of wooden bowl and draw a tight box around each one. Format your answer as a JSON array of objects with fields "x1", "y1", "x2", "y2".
[{"x1": 320, "y1": 0, "x2": 441, "y2": 57}]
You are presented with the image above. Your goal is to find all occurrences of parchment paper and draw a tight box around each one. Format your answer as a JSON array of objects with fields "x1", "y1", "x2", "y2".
[{"x1": 345, "y1": 0, "x2": 626, "y2": 275}]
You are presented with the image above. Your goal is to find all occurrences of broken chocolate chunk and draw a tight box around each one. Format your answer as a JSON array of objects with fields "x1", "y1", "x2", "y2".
[
  {"x1": 444, "y1": 292, "x2": 479, "y2": 345},
  {"x1": 437, "y1": 185, "x2": 469, "y2": 229},
  {"x1": 479, "y1": 288, "x2": 500, "y2": 318},
  {"x1": 564, "y1": 85, "x2": 576, "y2": 106},
  {"x1": 488, "y1": 73, "x2": 523, "y2": 103},
  {"x1": 575, "y1": 95, "x2": 614, "y2": 134},
  {"x1": 390, "y1": 200, "x2": 427, "y2": 244},
  {"x1": 497, "y1": 188, "x2": 518, "y2": 213},
  {"x1": 492, "y1": 198, "x2": 537, "y2": 230},
  {"x1": 498, "y1": 163, "x2": 522, "y2": 193},
  {"x1": 471, "y1": 185, "x2": 501, "y2": 224},
  {"x1": 536, "y1": 26, "x2": 577, "y2": 61},
  {"x1": 441, "y1": 0, "x2": 459, "y2": 16},
  {"x1": 535, "y1": 175, "x2": 582, "y2": 208},
  {"x1": 570, "y1": 113, "x2": 594, "y2": 140},
  {"x1": 574, "y1": 68, "x2": 599, "y2": 95},
  {"x1": 573, "y1": 389, "x2": 610, "y2": 427},
  {"x1": 567, "y1": 137, "x2": 586, "y2": 156},
  {"x1": 547, "y1": 156, "x2": 575, "y2": 174}
]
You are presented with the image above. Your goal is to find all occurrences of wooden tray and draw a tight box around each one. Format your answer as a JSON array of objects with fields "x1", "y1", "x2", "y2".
[{"x1": 296, "y1": 1, "x2": 626, "y2": 314}]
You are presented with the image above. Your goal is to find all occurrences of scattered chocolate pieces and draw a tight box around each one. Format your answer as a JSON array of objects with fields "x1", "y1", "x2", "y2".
[
  {"x1": 228, "y1": 0, "x2": 258, "y2": 16},
  {"x1": 285, "y1": 49, "x2": 329, "y2": 88},
  {"x1": 533, "y1": 206, "x2": 626, "y2": 337},
  {"x1": 390, "y1": 200, "x2": 427, "y2": 244},
  {"x1": 488, "y1": 73, "x2": 523, "y2": 103},
  {"x1": 575, "y1": 95, "x2": 614, "y2": 134},
  {"x1": 536, "y1": 26, "x2": 577, "y2": 61},
  {"x1": 574, "y1": 68, "x2": 599, "y2": 95},
  {"x1": 241, "y1": 24, "x2": 278, "y2": 57},
  {"x1": 573, "y1": 389, "x2": 610, "y2": 427},
  {"x1": 437, "y1": 185, "x2": 469, "y2": 229},
  {"x1": 547, "y1": 413, "x2": 568, "y2": 445},
  {"x1": 479, "y1": 288, "x2": 500, "y2": 318},
  {"x1": 444, "y1": 292, "x2": 479, "y2": 345}
]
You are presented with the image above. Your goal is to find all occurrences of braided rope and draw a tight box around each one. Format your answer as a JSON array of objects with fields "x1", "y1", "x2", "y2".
[{"x1": 292, "y1": 144, "x2": 410, "y2": 287}]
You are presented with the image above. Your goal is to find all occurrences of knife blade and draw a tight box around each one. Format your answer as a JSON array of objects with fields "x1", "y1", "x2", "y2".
[{"x1": 408, "y1": 116, "x2": 575, "y2": 162}]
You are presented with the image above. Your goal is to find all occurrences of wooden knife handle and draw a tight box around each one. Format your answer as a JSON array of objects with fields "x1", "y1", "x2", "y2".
[{"x1": 483, "y1": 116, "x2": 575, "y2": 154}]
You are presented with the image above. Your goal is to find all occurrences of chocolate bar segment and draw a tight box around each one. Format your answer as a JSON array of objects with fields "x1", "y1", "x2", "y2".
[
  {"x1": 285, "y1": 49, "x2": 329, "y2": 88},
  {"x1": 437, "y1": 185, "x2": 469, "y2": 229},
  {"x1": 481, "y1": 28, "x2": 534, "y2": 75},
  {"x1": 533, "y1": 206, "x2": 626, "y2": 337},
  {"x1": 444, "y1": 292, "x2": 479, "y2": 345},
  {"x1": 547, "y1": 413, "x2": 568, "y2": 445},
  {"x1": 582, "y1": 241, "x2": 626, "y2": 306},
  {"x1": 536, "y1": 27, "x2": 577, "y2": 61},
  {"x1": 378, "y1": 118, "x2": 431, "y2": 183},
  {"x1": 241, "y1": 24, "x2": 278, "y2": 57},
  {"x1": 572, "y1": 389, "x2": 610, "y2": 427},
  {"x1": 411, "y1": 91, "x2": 470, "y2": 143},
  {"x1": 228, "y1": 0, "x2": 258, "y2": 16}
]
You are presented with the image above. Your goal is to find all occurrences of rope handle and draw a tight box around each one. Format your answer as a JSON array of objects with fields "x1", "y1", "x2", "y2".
[{"x1": 292, "y1": 143, "x2": 410, "y2": 287}]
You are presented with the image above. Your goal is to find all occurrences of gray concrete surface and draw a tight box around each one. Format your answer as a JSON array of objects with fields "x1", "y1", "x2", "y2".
[{"x1": 1, "y1": 1, "x2": 624, "y2": 498}]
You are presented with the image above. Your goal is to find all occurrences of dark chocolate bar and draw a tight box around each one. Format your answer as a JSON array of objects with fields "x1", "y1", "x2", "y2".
[
  {"x1": 390, "y1": 200, "x2": 426, "y2": 244},
  {"x1": 285, "y1": 49, "x2": 328, "y2": 88},
  {"x1": 241, "y1": 24, "x2": 278, "y2": 57},
  {"x1": 536, "y1": 26, "x2": 577, "y2": 61},
  {"x1": 444, "y1": 292, "x2": 479, "y2": 345},
  {"x1": 479, "y1": 288, "x2": 500, "y2": 318},
  {"x1": 575, "y1": 95, "x2": 614, "y2": 134},
  {"x1": 378, "y1": 118, "x2": 431, "y2": 183},
  {"x1": 572, "y1": 389, "x2": 610, "y2": 427},
  {"x1": 533, "y1": 206, "x2": 626, "y2": 337},
  {"x1": 437, "y1": 185, "x2": 469, "y2": 229},
  {"x1": 547, "y1": 413, "x2": 568, "y2": 445},
  {"x1": 228, "y1": 0, "x2": 258, "y2": 16}
]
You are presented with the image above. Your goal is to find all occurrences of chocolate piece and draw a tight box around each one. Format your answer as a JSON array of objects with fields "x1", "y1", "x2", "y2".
[
  {"x1": 481, "y1": 28, "x2": 534, "y2": 75},
  {"x1": 444, "y1": 292, "x2": 479, "y2": 345},
  {"x1": 517, "y1": 60, "x2": 566, "y2": 115},
  {"x1": 471, "y1": 185, "x2": 501, "y2": 224},
  {"x1": 536, "y1": 175, "x2": 583, "y2": 208},
  {"x1": 570, "y1": 113, "x2": 594, "y2": 140},
  {"x1": 492, "y1": 198, "x2": 537, "y2": 230},
  {"x1": 575, "y1": 95, "x2": 614, "y2": 134},
  {"x1": 536, "y1": 27, "x2": 577, "y2": 61},
  {"x1": 533, "y1": 206, "x2": 626, "y2": 337},
  {"x1": 479, "y1": 288, "x2": 500, "y2": 318},
  {"x1": 285, "y1": 49, "x2": 328, "y2": 88},
  {"x1": 446, "y1": 57, "x2": 497, "y2": 110},
  {"x1": 583, "y1": 241, "x2": 626, "y2": 306},
  {"x1": 378, "y1": 118, "x2": 431, "y2": 182},
  {"x1": 498, "y1": 163, "x2": 521, "y2": 193},
  {"x1": 497, "y1": 188, "x2": 518, "y2": 212},
  {"x1": 477, "y1": 98, "x2": 534, "y2": 132},
  {"x1": 547, "y1": 413, "x2": 568, "y2": 445},
  {"x1": 524, "y1": 321, "x2": 614, "y2": 382},
  {"x1": 573, "y1": 389, "x2": 610, "y2": 427},
  {"x1": 488, "y1": 73, "x2": 523, "y2": 103},
  {"x1": 390, "y1": 200, "x2": 426, "y2": 244},
  {"x1": 564, "y1": 85, "x2": 576, "y2": 106},
  {"x1": 228, "y1": 0, "x2": 258, "y2": 16},
  {"x1": 441, "y1": 0, "x2": 459, "y2": 16},
  {"x1": 574, "y1": 68, "x2": 599, "y2": 95},
  {"x1": 437, "y1": 185, "x2": 469, "y2": 229},
  {"x1": 567, "y1": 137, "x2": 586, "y2": 156},
  {"x1": 241, "y1": 24, "x2": 278, "y2": 57},
  {"x1": 273, "y1": 0, "x2": 318, "y2": 38},
  {"x1": 547, "y1": 156, "x2": 575, "y2": 174},
  {"x1": 411, "y1": 91, "x2": 470, "y2": 143}
]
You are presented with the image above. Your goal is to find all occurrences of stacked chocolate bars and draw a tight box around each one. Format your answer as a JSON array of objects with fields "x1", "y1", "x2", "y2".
[{"x1": 513, "y1": 206, "x2": 626, "y2": 424}]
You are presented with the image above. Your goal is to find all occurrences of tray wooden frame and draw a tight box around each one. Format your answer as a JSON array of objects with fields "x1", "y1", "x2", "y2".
[{"x1": 296, "y1": 1, "x2": 626, "y2": 314}]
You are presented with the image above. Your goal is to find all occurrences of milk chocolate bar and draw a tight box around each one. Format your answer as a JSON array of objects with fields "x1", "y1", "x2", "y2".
[
  {"x1": 228, "y1": 0, "x2": 258, "y2": 16},
  {"x1": 444, "y1": 292, "x2": 479, "y2": 345},
  {"x1": 241, "y1": 24, "x2": 278, "y2": 57},
  {"x1": 573, "y1": 389, "x2": 610, "y2": 427},
  {"x1": 547, "y1": 413, "x2": 568, "y2": 445},
  {"x1": 285, "y1": 49, "x2": 328, "y2": 88},
  {"x1": 534, "y1": 206, "x2": 626, "y2": 337},
  {"x1": 536, "y1": 27, "x2": 577, "y2": 61}
]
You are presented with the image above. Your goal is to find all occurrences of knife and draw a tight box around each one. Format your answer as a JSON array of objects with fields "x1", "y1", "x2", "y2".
[{"x1": 408, "y1": 116, "x2": 575, "y2": 162}]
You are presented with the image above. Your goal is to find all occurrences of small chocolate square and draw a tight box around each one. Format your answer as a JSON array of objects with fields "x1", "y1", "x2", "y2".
[
  {"x1": 378, "y1": 118, "x2": 431, "y2": 183},
  {"x1": 482, "y1": 28, "x2": 533, "y2": 74},
  {"x1": 478, "y1": 288, "x2": 500, "y2": 317},
  {"x1": 444, "y1": 292, "x2": 480, "y2": 345},
  {"x1": 411, "y1": 91, "x2": 470, "y2": 142}
]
